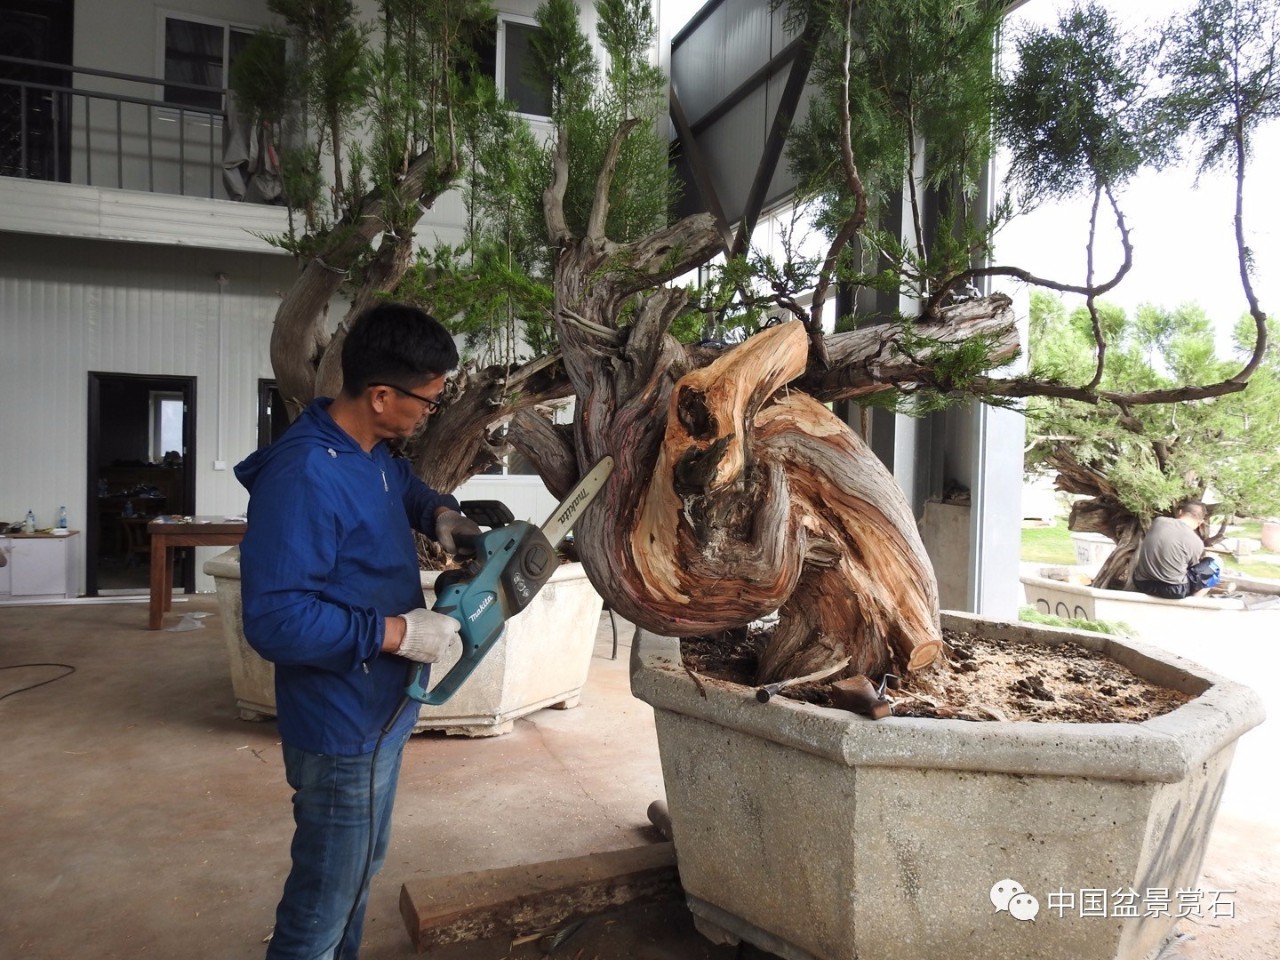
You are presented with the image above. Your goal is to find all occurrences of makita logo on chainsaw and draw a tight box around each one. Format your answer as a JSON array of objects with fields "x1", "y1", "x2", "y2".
[
  {"x1": 555, "y1": 486, "x2": 591, "y2": 528},
  {"x1": 468, "y1": 594, "x2": 495, "y2": 622}
]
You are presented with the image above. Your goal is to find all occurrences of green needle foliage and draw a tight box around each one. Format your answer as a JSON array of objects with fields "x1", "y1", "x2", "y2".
[
  {"x1": 231, "y1": 0, "x2": 495, "y2": 257},
  {"x1": 536, "y1": 0, "x2": 677, "y2": 243},
  {"x1": 1158, "y1": 0, "x2": 1280, "y2": 177},
  {"x1": 789, "y1": 0, "x2": 1002, "y2": 225},
  {"x1": 996, "y1": 1, "x2": 1171, "y2": 206},
  {"x1": 1026, "y1": 291, "x2": 1280, "y2": 524},
  {"x1": 403, "y1": 0, "x2": 680, "y2": 367}
]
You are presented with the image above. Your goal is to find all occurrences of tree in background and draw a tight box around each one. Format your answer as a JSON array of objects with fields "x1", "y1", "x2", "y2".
[
  {"x1": 1026, "y1": 291, "x2": 1280, "y2": 587},
  {"x1": 1003, "y1": 0, "x2": 1279, "y2": 587}
]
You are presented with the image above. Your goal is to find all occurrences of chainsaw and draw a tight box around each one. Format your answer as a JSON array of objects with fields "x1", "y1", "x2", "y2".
[{"x1": 405, "y1": 456, "x2": 615, "y2": 706}]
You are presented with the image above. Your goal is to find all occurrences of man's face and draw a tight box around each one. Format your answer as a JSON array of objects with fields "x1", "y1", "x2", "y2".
[{"x1": 369, "y1": 374, "x2": 446, "y2": 440}]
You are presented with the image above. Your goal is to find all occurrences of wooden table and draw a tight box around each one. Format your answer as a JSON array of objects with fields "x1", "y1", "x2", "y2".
[{"x1": 148, "y1": 517, "x2": 245, "y2": 629}]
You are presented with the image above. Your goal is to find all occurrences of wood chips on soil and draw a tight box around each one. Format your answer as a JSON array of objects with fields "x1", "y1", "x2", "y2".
[{"x1": 681, "y1": 626, "x2": 1193, "y2": 723}]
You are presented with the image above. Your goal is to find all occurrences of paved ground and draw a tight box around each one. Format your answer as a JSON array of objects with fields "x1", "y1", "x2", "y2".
[
  {"x1": 0, "y1": 594, "x2": 1275, "y2": 959},
  {"x1": 1125, "y1": 614, "x2": 1280, "y2": 960}
]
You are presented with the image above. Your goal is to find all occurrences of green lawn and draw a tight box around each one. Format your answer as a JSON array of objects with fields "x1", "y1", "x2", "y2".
[
  {"x1": 1221, "y1": 555, "x2": 1280, "y2": 580},
  {"x1": 1020, "y1": 521, "x2": 1077, "y2": 565}
]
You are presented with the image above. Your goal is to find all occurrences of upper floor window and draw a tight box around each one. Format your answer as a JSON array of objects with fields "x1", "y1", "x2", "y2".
[
  {"x1": 473, "y1": 15, "x2": 553, "y2": 119},
  {"x1": 162, "y1": 15, "x2": 255, "y2": 111}
]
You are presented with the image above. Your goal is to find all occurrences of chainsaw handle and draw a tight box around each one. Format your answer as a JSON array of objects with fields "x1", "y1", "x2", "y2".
[
  {"x1": 451, "y1": 532, "x2": 480, "y2": 557},
  {"x1": 433, "y1": 568, "x2": 468, "y2": 593},
  {"x1": 403, "y1": 520, "x2": 549, "y2": 707}
]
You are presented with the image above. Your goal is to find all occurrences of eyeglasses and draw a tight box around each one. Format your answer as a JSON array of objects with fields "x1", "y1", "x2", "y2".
[{"x1": 368, "y1": 382, "x2": 444, "y2": 414}]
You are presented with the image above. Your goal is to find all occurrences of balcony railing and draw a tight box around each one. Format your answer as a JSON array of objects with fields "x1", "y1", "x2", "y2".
[{"x1": 0, "y1": 55, "x2": 269, "y2": 202}]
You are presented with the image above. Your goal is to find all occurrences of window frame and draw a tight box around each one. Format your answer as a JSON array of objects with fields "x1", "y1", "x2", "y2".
[
  {"x1": 155, "y1": 9, "x2": 262, "y2": 117},
  {"x1": 149, "y1": 391, "x2": 186, "y2": 462},
  {"x1": 495, "y1": 12, "x2": 553, "y2": 122}
]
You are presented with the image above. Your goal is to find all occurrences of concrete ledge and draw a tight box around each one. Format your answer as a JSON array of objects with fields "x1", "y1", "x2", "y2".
[{"x1": 1022, "y1": 573, "x2": 1248, "y2": 618}]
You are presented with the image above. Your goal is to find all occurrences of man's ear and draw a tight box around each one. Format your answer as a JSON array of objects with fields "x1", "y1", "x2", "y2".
[{"x1": 368, "y1": 385, "x2": 394, "y2": 412}]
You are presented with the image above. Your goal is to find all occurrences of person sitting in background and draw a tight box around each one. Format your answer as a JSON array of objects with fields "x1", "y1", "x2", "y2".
[{"x1": 1131, "y1": 500, "x2": 1221, "y2": 599}]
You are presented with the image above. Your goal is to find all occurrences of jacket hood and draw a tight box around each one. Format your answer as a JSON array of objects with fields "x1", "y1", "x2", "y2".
[{"x1": 235, "y1": 398, "x2": 362, "y2": 494}]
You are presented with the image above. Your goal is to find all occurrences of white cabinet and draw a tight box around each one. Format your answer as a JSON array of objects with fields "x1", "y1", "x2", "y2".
[{"x1": 0, "y1": 533, "x2": 79, "y2": 601}]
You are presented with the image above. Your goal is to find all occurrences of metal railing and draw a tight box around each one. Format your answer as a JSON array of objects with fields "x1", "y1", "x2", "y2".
[{"x1": 0, "y1": 55, "x2": 236, "y2": 199}]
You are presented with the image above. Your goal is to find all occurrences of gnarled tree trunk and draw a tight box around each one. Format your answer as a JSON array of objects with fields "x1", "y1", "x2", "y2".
[
  {"x1": 531, "y1": 196, "x2": 946, "y2": 685},
  {"x1": 1047, "y1": 446, "x2": 1149, "y2": 590}
]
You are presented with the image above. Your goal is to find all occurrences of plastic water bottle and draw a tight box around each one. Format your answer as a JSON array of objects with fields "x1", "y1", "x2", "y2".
[
  {"x1": 24, "y1": 509, "x2": 35, "y2": 533},
  {"x1": 58, "y1": 506, "x2": 68, "y2": 529}
]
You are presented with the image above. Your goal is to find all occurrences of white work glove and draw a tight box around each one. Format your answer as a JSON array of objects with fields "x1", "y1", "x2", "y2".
[
  {"x1": 397, "y1": 608, "x2": 461, "y2": 663},
  {"x1": 435, "y1": 510, "x2": 483, "y2": 556}
]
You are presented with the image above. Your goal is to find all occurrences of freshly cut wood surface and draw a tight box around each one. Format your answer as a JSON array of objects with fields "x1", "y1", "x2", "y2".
[{"x1": 608, "y1": 321, "x2": 942, "y2": 683}]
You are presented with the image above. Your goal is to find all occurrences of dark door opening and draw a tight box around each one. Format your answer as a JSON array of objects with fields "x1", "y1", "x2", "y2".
[
  {"x1": 257, "y1": 378, "x2": 290, "y2": 449},
  {"x1": 86, "y1": 372, "x2": 196, "y2": 596},
  {"x1": 0, "y1": 0, "x2": 74, "y2": 183}
]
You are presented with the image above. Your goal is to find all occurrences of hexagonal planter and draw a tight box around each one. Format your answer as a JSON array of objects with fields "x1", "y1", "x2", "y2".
[
  {"x1": 630, "y1": 611, "x2": 1265, "y2": 960},
  {"x1": 204, "y1": 547, "x2": 604, "y2": 736}
]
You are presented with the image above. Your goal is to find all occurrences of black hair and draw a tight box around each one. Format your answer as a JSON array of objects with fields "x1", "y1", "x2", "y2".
[
  {"x1": 340, "y1": 302, "x2": 459, "y2": 397},
  {"x1": 1176, "y1": 500, "x2": 1207, "y2": 521}
]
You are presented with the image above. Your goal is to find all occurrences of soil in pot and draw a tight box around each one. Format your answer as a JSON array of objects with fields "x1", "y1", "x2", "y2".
[{"x1": 680, "y1": 625, "x2": 1193, "y2": 723}]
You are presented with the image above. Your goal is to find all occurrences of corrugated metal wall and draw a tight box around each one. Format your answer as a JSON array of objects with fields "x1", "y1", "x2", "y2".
[
  {"x1": 671, "y1": 0, "x2": 805, "y2": 224},
  {"x1": 0, "y1": 232, "x2": 297, "y2": 592}
]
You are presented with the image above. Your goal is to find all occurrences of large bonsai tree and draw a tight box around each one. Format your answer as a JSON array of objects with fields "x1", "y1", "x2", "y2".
[{"x1": 245, "y1": 0, "x2": 1273, "y2": 690}]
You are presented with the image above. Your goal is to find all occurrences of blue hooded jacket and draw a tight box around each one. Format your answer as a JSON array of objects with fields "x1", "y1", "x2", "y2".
[{"x1": 234, "y1": 398, "x2": 459, "y2": 754}]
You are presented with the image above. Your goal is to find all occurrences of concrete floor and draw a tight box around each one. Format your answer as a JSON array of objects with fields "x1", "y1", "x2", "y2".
[{"x1": 1, "y1": 596, "x2": 1276, "y2": 960}]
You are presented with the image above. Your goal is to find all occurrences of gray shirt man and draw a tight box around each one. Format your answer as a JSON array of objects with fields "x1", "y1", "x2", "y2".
[{"x1": 1133, "y1": 516, "x2": 1205, "y2": 586}]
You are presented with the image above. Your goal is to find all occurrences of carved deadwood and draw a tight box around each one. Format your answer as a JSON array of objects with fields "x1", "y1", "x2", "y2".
[
  {"x1": 574, "y1": 320, "x2": 942, "y2": 685},
  {"x1": 1068, "y1": 498, "x2": 1144, "y2": 590},
  {"x1": 798, "y1": 293, "x2": 1019, "y2": 402}
]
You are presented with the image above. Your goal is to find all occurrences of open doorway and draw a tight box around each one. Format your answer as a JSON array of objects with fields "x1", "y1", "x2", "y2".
[
  {"x1": 86, "y1": 372, "x2": 196, "y2": 596},
  {"x1": 0, "y1": 0, "x2": 74, "y2": 184},
  {"x1": 257, "y1": 378, "x2": 290, "y2": 448}
]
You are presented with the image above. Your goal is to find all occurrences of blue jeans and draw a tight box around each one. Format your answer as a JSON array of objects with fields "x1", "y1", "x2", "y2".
[{"x1": 266, "y1": 728, "x2": 411, "y2": 960}]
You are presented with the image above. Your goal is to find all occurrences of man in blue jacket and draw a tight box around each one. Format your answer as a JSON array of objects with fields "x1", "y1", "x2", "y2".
[{"x1": 235, "y1": 302, "x2": 481, "y2": 960}]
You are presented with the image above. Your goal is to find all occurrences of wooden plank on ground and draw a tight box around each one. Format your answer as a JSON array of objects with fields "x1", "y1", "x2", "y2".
[{"x1": 399, "y1": 842, "x2": 681, "y2": 953}]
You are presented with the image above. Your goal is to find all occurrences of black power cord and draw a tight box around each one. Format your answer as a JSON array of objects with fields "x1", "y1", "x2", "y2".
[{"x1": 0, "y1": 663, "x2": 77, "y2": 702}]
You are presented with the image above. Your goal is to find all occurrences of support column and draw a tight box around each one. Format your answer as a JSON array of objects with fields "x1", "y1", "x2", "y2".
[{"x1": 966, "y1": 401, "x2": 1025, "y2": 617}]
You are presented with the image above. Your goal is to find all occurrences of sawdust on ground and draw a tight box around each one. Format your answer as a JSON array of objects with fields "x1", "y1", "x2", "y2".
[{"x1": 681, "y1": 626, "x2": 1193, "y2": 723}]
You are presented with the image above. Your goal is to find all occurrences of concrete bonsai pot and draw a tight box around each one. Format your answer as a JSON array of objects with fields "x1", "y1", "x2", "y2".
[
  {"x1": 630, "y1": 610, "x2": 1265, "y2": 960},
  {"x1": 204, "y1": 547, "x2": 604, "y2": 736}
]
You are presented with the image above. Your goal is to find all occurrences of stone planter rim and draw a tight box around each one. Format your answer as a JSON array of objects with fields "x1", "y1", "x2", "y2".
[
  {"x1": 629, "y1": 609, "x2": 1265, "y2": 784},
  {"x1": 1021, "y1": 571, "x2": 1264, "y2": 609}
]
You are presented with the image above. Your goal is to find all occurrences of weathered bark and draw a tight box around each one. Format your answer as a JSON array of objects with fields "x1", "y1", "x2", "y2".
[
  {"x1": 1068, "y1": 498, "x2": 1142, "y2": 590},
  {"x1": 798, "y1": 294, "x2": 1018, "y2": 402},
  {"x1": 508, "y1": 408, "x2": 578, "y2": 502},
  {"x1": 525, "y1": 107, "x2": 953, "y2": 686},
  {"x1": 270, "y1": 148, "x2": 455, "y2": 418},
  {"x1": 409, "y1": 353, "x2": 574, "y2": 494}
]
